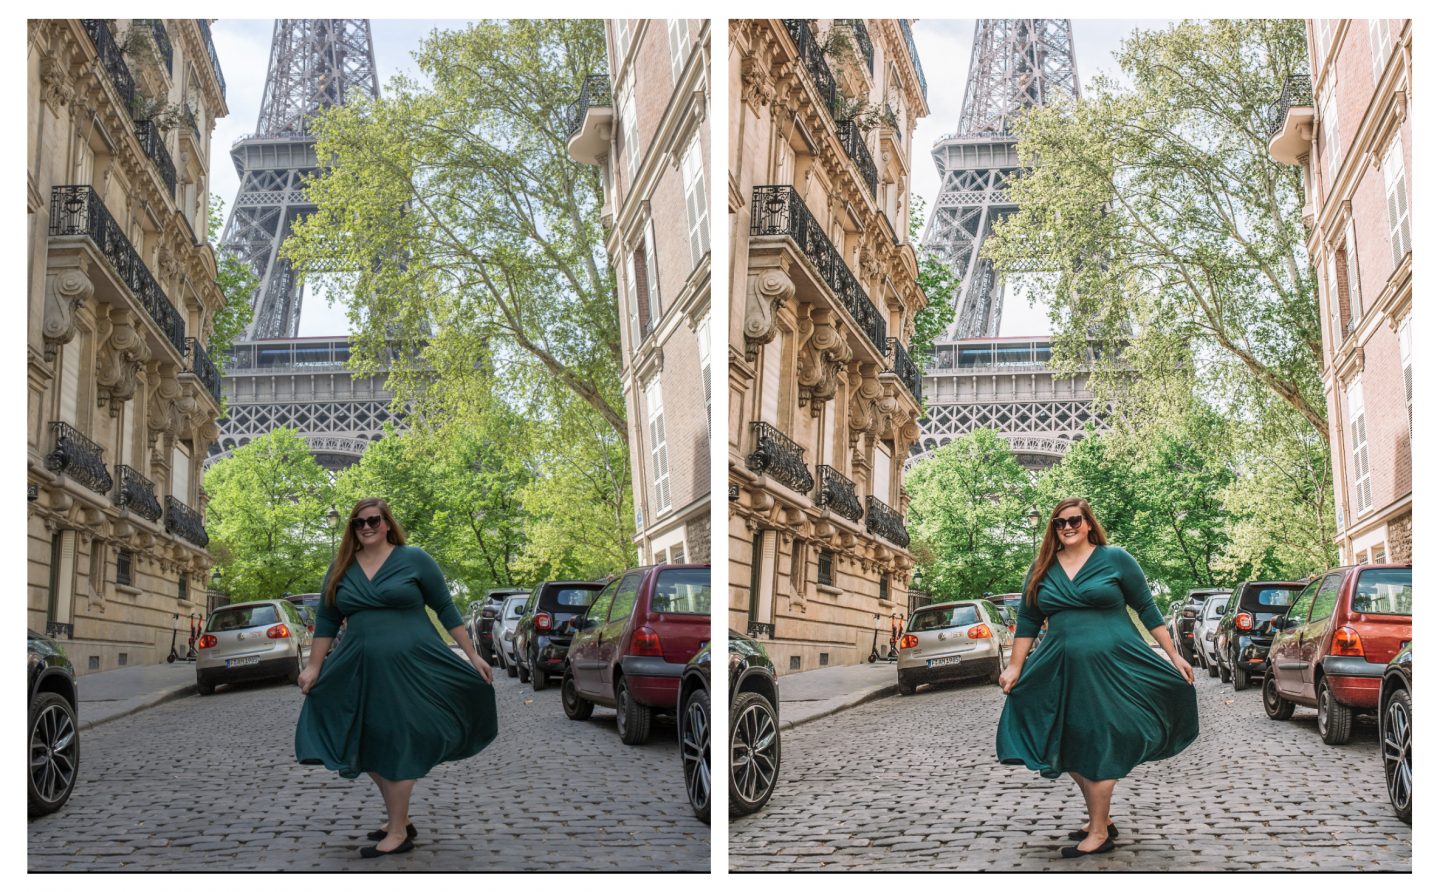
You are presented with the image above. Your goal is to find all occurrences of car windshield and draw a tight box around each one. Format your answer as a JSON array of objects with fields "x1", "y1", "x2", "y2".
[
  {"x1": 207, "y1": 605, "x2": 280, "y2": 631},
  {"x1": 1351, "y1": 569, "x2": 1411, "y2": 616},
  {"x1": 652, "y1": 568, "x2": 710, "y2": 615},
  {"x1": 546, "y1": 586, "x2": 601, "y2": 610},
  {"x1": 909, "y1": 605, "x2": 982, "y2": 632}
]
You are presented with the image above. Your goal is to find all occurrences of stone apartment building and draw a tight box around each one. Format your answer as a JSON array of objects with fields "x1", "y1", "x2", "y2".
[
  {"x1": 569, "y1": 20, "x2": 712, "y2": 565},
  {"x1": 27, "y1": 20, "x2": 228, "y2": 673},
  {"x1": 728, "y1": 20, "x2": 929, "y2": 674},
  {"x1": 1269, "y1": 19, "x2": 1411, "y2": 565}
]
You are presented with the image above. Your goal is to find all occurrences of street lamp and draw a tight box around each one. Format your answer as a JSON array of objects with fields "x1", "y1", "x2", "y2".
[{"x1": 1027, "y1": 508, "x2": 1041, "y2": 561}]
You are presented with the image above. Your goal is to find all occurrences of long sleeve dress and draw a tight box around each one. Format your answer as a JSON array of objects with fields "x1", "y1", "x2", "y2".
[
  {"x1": 995, "y1": 545, "x2": 1198, "y2": 781},
  {"x1": 294, "y1": 545, "x2": 498, "y2": 781}
]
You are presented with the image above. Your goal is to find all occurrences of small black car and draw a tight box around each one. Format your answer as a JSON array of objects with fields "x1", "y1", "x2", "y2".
[
  {"x1": 513, "y1": 580, "x2": 605, "y2": 690},
  {"x1": 28, "y1": 630, "x2": 79, "y2": 817},
  {"x1": 729, "y1": 631, "x2": 780, "y2": 819},
  {"x1": 678, "y1": 642, "x2": 711, "y2": 824},
  {"x1": 1380, "y1": 642, "x2": 1411, "y2": 824},
  {"x1": 470, "y1": 587, "x2": 527, "y2": 664},
  {"x1": 1213, "y1": 579, "x2": 1306, "y2": 690},
  {"x1": 1173, "y1": 587, "x2": 1229, "y2": 662}
]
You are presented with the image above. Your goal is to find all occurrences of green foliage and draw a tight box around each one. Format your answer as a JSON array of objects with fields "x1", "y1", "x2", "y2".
[
  {"x1": 204, "y1": 429, "x2": 335, "y2": 601},
  {"x1": 207, "y1": 194, "x2": 256, "y2": 366},
  {"x1": 909, "y1": 196, "x2": 957, "y2": 361}
]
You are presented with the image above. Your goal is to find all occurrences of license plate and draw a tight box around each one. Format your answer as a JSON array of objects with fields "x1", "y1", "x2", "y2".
[
  {"x1": 927, "y1": 656, "x2": 963, "y2": 668},
  {"x1": 225, "y1": 656, "x2": 260, "y2": 668}
]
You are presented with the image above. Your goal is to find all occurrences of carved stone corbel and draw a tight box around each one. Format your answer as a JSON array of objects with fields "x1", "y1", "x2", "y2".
[
  {"x1": 39, "y1": 52, "x2": 77, "y2": 112},
  {"x1": 847, "y1": 361, "x2": 883, "y2": 445},
  {"x1": 146, "y1": 363, "x2": 182, "y2": 446},
  {"x1": 796, "y1": 305, "x2": 851, "y2": 414},
  {"x1": 96, "y1": 307, "x2": 152, "y2": 413},
  {"x1": 740, "y1": 50, "x2": 776, "y2": 110},
  {"x1": 43, "y1": 261, "x2": 93, "y2": 362},
  {"x1": 744, "y1": 263, "x2": 794, "y2": 361}
]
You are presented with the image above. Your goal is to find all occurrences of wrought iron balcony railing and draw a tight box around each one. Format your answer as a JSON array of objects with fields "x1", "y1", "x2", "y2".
[
  {"x1": 141, "y1": 19, "x2": 173, "y2": 74},
  {"x1": 184, "y1": 338, "x2": 222, "y2": 403},
  {"x1": 898, "y1": 19, "x2": 928, "y2": 100},
  {"x1": 115, "y1": 464, "x2": 162, "y2": 521},
  {"x1": 50, "y1": 186, "x2": 186, "y2": 354},
  {"x1": 81, "y1": 19, "x2": 136, "y2": 112},
  {"x1": 886, "y1": 337, "x2": 923, "y2": 404},
  {"x1": 565, "y1": 74, "x2": 612, "y2": 138},
  {"x1": 45, "y1": 422, "x2": 113, "y2": 495},
  {"x1": 165, "y1": 496, "x2": 209, "y2": 548},
  {"x1": 133, "y1": 119, "x2": 177, "y2": 195},
  {"x1": 783, "y1": 20, "x2": 839, "y2": 120},
  {"x1": 195, "y1": 19, "x2": 226, "y2": 100},
  {"x1": 816, "y1": 464, "x2": 864, "y2": 522},
  {"x1": 837, "y1": 19, "x2": 873, "y2": 73},
  {"x1": 866, "y1": 495, "x2": 910, "y2": 547},
  {"x1": 750, "y1": 185, "x2": 887, "y2": 352},
  {"x1": 746, "y1": 421, "x2": 815, "y2": 494},
  {"x1": 835, "y1": 119, "x2": 877, "y2": 197},
  {"x1": 1267, "y1": 73, "x2": 1314, "y2": 136}
]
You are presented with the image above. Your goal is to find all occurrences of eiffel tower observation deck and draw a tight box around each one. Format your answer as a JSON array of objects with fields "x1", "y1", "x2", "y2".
[
  {"x1": 914, "y1": 20, "x2": 1103, "y2": 471},
  {"x1": 211, "y1": 20, "x2": 394, "y2": 470}
]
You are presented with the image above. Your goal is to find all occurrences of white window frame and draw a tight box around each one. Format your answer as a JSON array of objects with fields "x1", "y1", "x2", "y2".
[
  {"x1": 619, "y1": 75, "x2": 639, "y2": 186},
  {"x1": 695, "y1": 313, "x2": 711, "y2": 440},
  {"x1": 1399, "y1": 316, "x2": 1412, "y2": 439},
  {"x1": 1382, "y1": 138, "x2": 1410, "y2": 267},
  {"x1": 646, "y1": 378, "x2": 672, "y2": 514},
  {"x1": 1347, "y1": 378, "x2": 1372, "y2": 514},
  {"x1": 614, "y1": 19, "x2": 632, "y2": 69},
  {"x1": 1369, "y1": 19, "x2": 1391, "y2": 84},
  {"x1": 1343, "y1": 221, "x2": 1362, "y2": 323},
  {"x1": 681, "y1": 135, "x2": 708, "y2": 267},
  {"x1": 1320, "y1": 80, "x2": 1339, "y2": 192},
  {"x1": 642, "y1": 220, "x2": 660, "y2": 331},
  {"x1": 1325, "y1": 247, "x2": 1343, "y2": 347},
  {"x1": 621, "y1": 261, "x2": 640, "y2": 349},
  {"x1": 667, "y1": 19, "x2": 691, "y2": 86}
]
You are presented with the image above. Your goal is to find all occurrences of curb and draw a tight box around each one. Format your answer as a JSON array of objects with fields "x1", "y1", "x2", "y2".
[
  {"x1": 79, "y1": 684, "x2": 196, "y2": 732},
  {"x1": 779, "y1": 682, "x2": 898, "y2": 732}
]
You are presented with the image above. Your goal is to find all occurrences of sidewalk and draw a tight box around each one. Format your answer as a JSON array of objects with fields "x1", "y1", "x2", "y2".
[
  {"x1": 776, "y1": 660, "x2": 899, "y2": 731},
  {"x1": 73, "y1": 660, "x2": 198, "y2": 731}
]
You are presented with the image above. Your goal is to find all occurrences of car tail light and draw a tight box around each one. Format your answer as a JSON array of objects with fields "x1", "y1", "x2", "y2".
[
  {"x1": 1235, "y1": 612, "x2": 1253, "y2": 631},
  {"x1": 968, "y1": 625, "x2": 993, "y2": 639},
  {"x1": 198, "y1": 635, "x2": 218, "y2": 649},
  {"x1": 1331, "y1": 626, "x2": 1365, "y2": 657},
  {"x1": 629, "y1": 625, "x2": 663, "y2": 657},
  {"x1": 307, "y1": 625, "x2": 314, "y2": 634},
  {"x1": 266, "y1": 624, "x2": 291, "y2": 639},
  {"x1": 534, "y1": 611, "x2": 552, "y2": 632},
  {"x1": 900, "y1": 634, "x2": 919, "y2": 649},
  {"x1": 1008, "y1": 624, "x2": 1016, "y2": 633}
]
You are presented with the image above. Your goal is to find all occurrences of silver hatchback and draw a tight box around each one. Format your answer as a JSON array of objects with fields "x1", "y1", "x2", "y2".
[
  {"x1": 896, "y1": 600, "x2": 1013, "y2": 695},
  {"x1": 195, "y1": 600, "x2": 310, "y2": 695}
]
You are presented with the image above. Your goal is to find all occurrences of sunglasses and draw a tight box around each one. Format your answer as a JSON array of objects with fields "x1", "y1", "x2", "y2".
[
  {"x1": 1052, "y1": 515, "x2": 1086, "y2": 530},
  {"x1": 350, "y1": 515, "x2": 385, "y2": 531}
]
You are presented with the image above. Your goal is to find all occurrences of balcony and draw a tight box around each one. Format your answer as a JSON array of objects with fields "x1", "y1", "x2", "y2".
[
  {"x1": 50, "y1": 186, "x2": 186, "y2": 355},
  {"x1": 816, "y1": 464, "x2": 863, "y2": 522},
  {"x1": 886, "y1": 337, "x2": 923, "y2": 404},
  {"x1": 835, "y1": 119, "x2": 877, "y2": 197},
  {"x1": 184, "y1": 338, "x2": 222, "y2": 403},
  {"x1": 45, "y1": 422, "x2": 113, "y2": 495},
  {"x1": 898, "y1": 19, "x2": 928, "y2": 101},
  {"x1": 115, "y1": 465, "x2": 163, "y2": 522},
  {"x1": 746, "y1": 421, "x2": 815, "y2": 495},
  {"x1": 81, "y1": 19, "x2": 136, "y2": 112},
  {"x1": 750, "y1": 185, "x2": 887, "y2": 353},
  {"x1": 837, "y1": 19, "x2": 873, "y2": 73},
  {"x1": 142, "y1": 19, "x2": 173, "y2": 75},
  {"x1": 866, "y1": 495, "x2": 910, "y2": 547},
  {"x1": 566, "y1": 74, "x2": 613, "y2": 164},
  {"x1": 195, "y1": 19, "x2": 226, "y2": 100},
  {"x1": 1267, "y1": 73, "x2": 1314, "y2": 166},
  {"x1": 165, "y1": 496, "x2": 209, "y2": 548},
  {"x1": 133, "y1": 119, "x2": 177, "y2": 195},
  {"x1": 783, "y1": 20, "x2": 839, "y2": 118}
]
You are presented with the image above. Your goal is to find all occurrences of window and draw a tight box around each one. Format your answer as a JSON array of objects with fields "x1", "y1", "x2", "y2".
[
  {"x1": 695, "y1": 314, "x2": 711, "y2": 439},
  {"x1": 1325, "y1": 249, "x2": 1343, "y2": 346},
  {"x1": 1309, "y1": 574, "x2": 1345, "y2": 625},
  {"x1": 1316, "y1": 20, "x2": 1334, "y2": 62},
  {"x1": 1382, "y1": 139, "x2": 1410, "y2": 267},
  {"x1": 909, "y1": 605, "x2": 982, "y2": 632},
  {"x1": 748, "y1": 531, "x2": 775, "y2": 629},
  {"x1": 1286, "y1": 579, "x2": 1320, "y2": 625},
  {"x1": 681, "y1": 136, "x2": 708, "y2": 265},
  {"x1": 607, "y1": 573, "x2": 643, "y2": 623},
  {"x1": 1399, "y1": 317, "x2": 1412, "y2": 437},
  {"x1": 622, "y1": 264, "x2": 640, "y2": 347},
  {"x1": 653, "y1": 567, "x2": 709, "y2": 615},
  {"x1": 1343, "y1": 222, "x2": 1362, "y2": 323},
  {"x1": 172, "y1": 442, "x2": 191, "y2": 501},
  {"x1": 614, "y1": 19, "x2": 632, "y2": 66},
  {"x1": 116, "y1": 549, "x2": 134, "y2": 587},
  {"x1": 1353, "y1": 568, "x2": 1411, "y2": 616},
  {"x1": 1320, "y1": 81, "x2": 1339, "y2": 191},
  {"x1": 818, "y1": 548, "x2": 834, "y2": 587},
  {"x1": 879, "y1": 572, "x2": 890, "y2": 602},
  {"x1": 1347, "y1": 378, "x2": 1372, "y2": 513},
  {"x1": 619, "y1": 76, "x2": 639, "y2": 185},
  {"x1": 1369, "y1": 19, "x2": 1391, "y2": 84},
  {"x1": 585, "y1": 581, "x2": 618, "y2": 625},
  {"x1": 178, "y1": 573, "x2": 188, "y2": 601},
  {"x1": 667, "y1": 20, "x2": 691, "y2": 85},
  {"x1": 646, "y1": 378, "x2": 672, "y2": 513},
  {"x1": 632, "y1": 223, "x2": 660, "y2": 338}
]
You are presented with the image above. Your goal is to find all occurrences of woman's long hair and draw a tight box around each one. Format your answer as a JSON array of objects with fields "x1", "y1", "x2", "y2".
[
  {"x1": 1024, "y1": 498, "x2": 1109, "y2": 609},
  {"x1": 324, "y1": 498, "x2": 407, "y2": 608}
]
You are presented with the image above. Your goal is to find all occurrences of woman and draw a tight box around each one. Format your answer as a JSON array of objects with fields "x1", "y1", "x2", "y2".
[
  {"x1": 295, "y1": 498, "x2": 498, "y2": 858},
  {"x1": 995, "y1": 498, "x2": 1198, "y2": 858}
]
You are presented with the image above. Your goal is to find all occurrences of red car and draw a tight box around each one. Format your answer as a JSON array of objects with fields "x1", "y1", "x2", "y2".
[
  {"x1": 1264, "y1": 564, "x2": 1411, "y2": 744},
  {"x1": 561, "y1": 564, "x2": 710, "y2": 744}
]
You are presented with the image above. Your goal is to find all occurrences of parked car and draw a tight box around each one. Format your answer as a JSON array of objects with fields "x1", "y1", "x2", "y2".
[
  {"x1": 986, "y1": 592, "x2": 1023, "y2": 614},
  {"x1": 286, "y1": 592, "x2": 322, "y2": 633},
  {"x1": 1213, "y1": 580, "x2": 1307, "y2": 690},
  {"x1": 1263, "y1": 564, "x2": 1411, "y2": 744},
  {"x1": 561, "y1": 564, "x2": 710, "y2": 744},
  {"x1": 28, "y1": 630, "x2": 79, "y2": 817},
  {"x1": 1192, "y1": 592, "x2": 1230, "y2": 678},
  {"x1": 678, "y1": 642, "x2": 711, "y2": 824},
  {"x1": 1171, "y1": 587, "x2": 1229, "y2": 662},
  {"x1": 490, "y1": 593, "x2": 529, "y2": 678},
  {"x1": 195, "y1": 599, "x2": 311, "y2": 696},
  {"x1": 1380, "y1": 643, "x2": 1411, "y2": 824},
  {"x1": 896, "y1": 599, "x2": 1013, "y2": 696},
  {"x1": 470, "y1": 587, "x2": 528, "y2": 664},
  {"x1": 513, "y1": 580, "x2": 606, "y2": 690},
  {"x1": 728, "y1": 630, "x2": 780, "y2": 819}
]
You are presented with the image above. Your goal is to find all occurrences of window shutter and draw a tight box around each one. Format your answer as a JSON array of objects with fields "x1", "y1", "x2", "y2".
[
  {"x1": 1344, "y1": 223, "x2": 1362, "y2": 320},
  {"x1": 668, "y1": 20, "x2": 690, "y2": 85},
  {"x1": 1369, "y1": 19, "x2": 1390, "y2": 84},
  {"x1": 632, "y1": 245, "x2": 650, "y2": 337},
  {"x1": 682, "y1": 138, "x2": 708, "y2": 266},
  {"x1": 647, "y1": 379, "x2": 671, "y2": 513},
  {"x1": 1384, "y1": 141, "x2": 1410, "y2": 266}
]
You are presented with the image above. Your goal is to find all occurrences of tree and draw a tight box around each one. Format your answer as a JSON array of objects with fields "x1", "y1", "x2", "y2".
[
  {"x1": 204, "y1": 429, "x2": 334, "y2": 600},
  {"x1": 909, "y1": 195, "x2": 958, "y2": 360},
  {"x1": 984, "y1": 20, "x2": 1324, "y2": 441},
  {"x1": 906, "y1": 429, "x2": 1036, "y2": 599},
  {"x1": 207, "y1": 194, "x2": 256, "y2": 368},
  {"x1": 281, "y1": 20, "x2": 623, "y2": 438}
]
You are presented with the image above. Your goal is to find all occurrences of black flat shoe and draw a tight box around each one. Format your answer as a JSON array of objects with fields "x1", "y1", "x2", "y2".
[
  {"x1": 365, "y1": 822, "x2": 417, "y2": 841},
  {"x1": 1061, "y1": 838, "x2": 1116, "y2": 859},
  {"x1": 360, "y1": 838, "x2": 415, "y2": 858},
  {"x1": 1067, "y1": 822, "x2": 1118, "y2": 842}
]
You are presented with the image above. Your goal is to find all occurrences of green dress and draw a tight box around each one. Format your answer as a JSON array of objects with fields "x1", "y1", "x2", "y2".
[
  {"x1": 294, "y1": 545, "x2": 498, "y2": 780},
  {"x1": 995, "y1": 545, "x2": 1198, "y2": 781}
]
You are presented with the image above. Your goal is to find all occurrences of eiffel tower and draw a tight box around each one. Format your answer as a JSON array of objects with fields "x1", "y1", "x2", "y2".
[
  {"x1": 914, "y1": 20, "x2": 1101, "y2": 471},
  {"x1": 210, "y1": 20, "x2": 398, "y2": 471}
]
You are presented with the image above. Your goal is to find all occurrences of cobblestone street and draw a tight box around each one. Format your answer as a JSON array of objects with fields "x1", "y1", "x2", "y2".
[
  {"x1": 730, "y1": 669, "x2": 1411, "y2": 871},
  {"x1": 28, "y1": 670, "x2": 708, "y2": 871}
]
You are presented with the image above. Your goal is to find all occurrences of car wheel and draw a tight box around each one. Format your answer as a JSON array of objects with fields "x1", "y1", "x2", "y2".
[
  {"x1": 730, "y1": 691, "x2": 780, "y2": 817},
  {"x1": 988, "y1": 653, "x2": 1004, "y2": 686},
  {"x1": 1206, "y1": 650, "x2": 1219, "y2": 678},
  {"x1": 615, "y1": 677, "x2": 652, "y2": 745},
  {"x1": 1262, "y1": 667, "x2": 1294, "y2": 720},
  {"x1": 506, "y1": 655, "x2": 519, "y2": 679},
  {"x1": 1232, "y1": 665, "x2": 1249, "y2": 691},
  {"x1": 897, "y1": 669, "x2": 916, "y2": 696},
  {"x1": 197, "y1": 677, "x2": 215, "y2": 696},
  {"x1": 1382, "y1": 687, "x2": 1412, "y2": 825},
  {"x1": 287, "y1": 649, "x2": 303, "y2": 685},
  {"x1": 681, "y1": 686, "x2": 711, "y2": 824},
  {"x1": 530, "y1": 656, "x2": 548, "y2": 691},
  {"x1": 561, "y1": 669, "x2": 594, "y2": 721},
  {"x1": 1217, "y1": 650, "x2": 1232, "y2": 684},
  {"x1": 516, "y1": 649, "x2": 530, "y2": 684},
  {"x1": 28, "y1": 692, "x2": 79, "y2": 817},
  {"x1": 1317, "y1": 677, "x2": 1353, "y2": 745}
]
